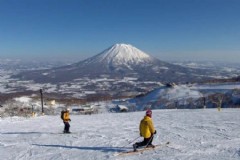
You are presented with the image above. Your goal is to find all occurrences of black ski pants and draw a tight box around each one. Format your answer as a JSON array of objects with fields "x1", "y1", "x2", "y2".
[
  {"x1": 63, "y1": 121, "x2": 70, "y2": 132},
  {"x1": 135, "y1": 135, "x2": 153, "y2": 148}
]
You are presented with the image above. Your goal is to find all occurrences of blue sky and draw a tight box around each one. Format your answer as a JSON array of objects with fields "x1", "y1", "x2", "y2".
[{"x1": 0, "y1": 0, "x2": 239, "y2": 62}]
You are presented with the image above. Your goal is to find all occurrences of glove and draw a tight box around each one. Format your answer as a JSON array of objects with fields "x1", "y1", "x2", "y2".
[{"x1": 154, "y1": 130, "x2": 157, "y2": 134}]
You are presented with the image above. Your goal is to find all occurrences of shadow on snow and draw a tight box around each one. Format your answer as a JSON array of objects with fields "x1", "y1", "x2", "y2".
[
  {"x1": 0, "y1": 132, "x2": 60, "y2": 135},
  {"x1": 32, "y1": 144, "x2": 128, "y2": 152}
]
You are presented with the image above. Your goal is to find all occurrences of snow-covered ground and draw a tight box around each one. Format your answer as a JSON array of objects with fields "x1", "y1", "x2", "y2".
[{"x1": 0, "y1": 109, "x2": 240, "y2": 160}]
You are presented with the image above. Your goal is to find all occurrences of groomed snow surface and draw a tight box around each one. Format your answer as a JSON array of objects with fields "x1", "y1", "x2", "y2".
[{"x1": 0, "y1": 109, "x2": 240, "y2": 160}]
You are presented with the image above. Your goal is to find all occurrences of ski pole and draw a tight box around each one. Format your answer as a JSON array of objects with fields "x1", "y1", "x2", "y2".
[
  {"x1": 145, "y1": 134, "x2": 154, "y2": 148},
  {"x1": 121, "y1": 136, "x2": 141, "y2": 148},
  {"x1": 232, "y1": 149, "x2": 240, "y2": 158}
]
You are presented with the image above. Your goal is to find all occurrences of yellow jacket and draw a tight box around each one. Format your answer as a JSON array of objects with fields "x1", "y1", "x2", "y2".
[
  {"x1": 63, "y1": 112, "x2": 70, "y2": 122},
  {"x1": 139, "y1": 116, "x2": 155, "y2": 138}
]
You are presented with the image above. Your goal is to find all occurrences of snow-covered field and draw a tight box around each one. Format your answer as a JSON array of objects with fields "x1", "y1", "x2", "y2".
[{"x1": 0, "y1": 109, "x2": 240, "y2": 160}]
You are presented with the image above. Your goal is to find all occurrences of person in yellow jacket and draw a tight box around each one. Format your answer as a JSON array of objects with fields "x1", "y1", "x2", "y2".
[
  {"x1": 62, "y1": 108, "x2": 71, "y2": 133},
  {"x1": 133, "y1": 109, "x2": 157, "y2": 151}
]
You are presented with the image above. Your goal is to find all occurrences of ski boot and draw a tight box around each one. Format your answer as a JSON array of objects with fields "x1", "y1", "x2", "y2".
[
  {"x1": 63, "y1": 130, "x2": 71, "y2": 134},
  {"x1": 133, "y1": 144, "x2": 137, "y2": 152}
]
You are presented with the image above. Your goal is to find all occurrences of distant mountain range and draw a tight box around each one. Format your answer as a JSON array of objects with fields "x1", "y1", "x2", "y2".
[{"x1": 13, "y1": 43, "x2": 210, "y2": 83}]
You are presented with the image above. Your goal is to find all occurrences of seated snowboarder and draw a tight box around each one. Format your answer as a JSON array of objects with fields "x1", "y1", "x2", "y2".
[
  {"x1": 133, "y1": 109, "x2": 157, "y2": 151},
  {"x1": 62, "y1": 108, "x2": 71, "y2": 133}
]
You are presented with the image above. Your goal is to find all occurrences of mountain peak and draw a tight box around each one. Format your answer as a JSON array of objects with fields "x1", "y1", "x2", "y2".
[
  {"x1": 111, "y1": 43, "x2": 135, "y2": 49},
  {"x1": 96, "y1": 43, "x2": 152, "y2": 65}
]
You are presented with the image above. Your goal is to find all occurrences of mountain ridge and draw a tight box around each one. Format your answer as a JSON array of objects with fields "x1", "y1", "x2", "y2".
[{"x1": 13, "y1": 43, "x2": 209, "y2": 83}]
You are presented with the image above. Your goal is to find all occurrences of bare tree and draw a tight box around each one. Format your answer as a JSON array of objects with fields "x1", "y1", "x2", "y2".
[{"x1": 208, "y1": 93, "x2": 225, "y2": 111}]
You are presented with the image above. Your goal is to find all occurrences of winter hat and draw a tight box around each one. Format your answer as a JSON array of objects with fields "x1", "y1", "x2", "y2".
[{"x1": 146, "y1": 109, "x2": 152, "y2": 117}]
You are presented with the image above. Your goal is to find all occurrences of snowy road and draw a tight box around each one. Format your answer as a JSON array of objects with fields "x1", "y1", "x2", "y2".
[{"x1": 0, "y1": 109, "x2": 240, "y2": 160}]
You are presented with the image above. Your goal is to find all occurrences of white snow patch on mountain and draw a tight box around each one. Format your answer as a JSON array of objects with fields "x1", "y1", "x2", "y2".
[
  {"x1": 132, "y1": 85, "x2": 203, "y2": 106},
  {"x1": 160, "y1": 85, "x2": 203, "y2": 100},
  {"x1": 96, "y1": 43, "x2": 152, "y2": 65},
  {"x1": 14, "y1": 97, "x2": 32, "y2": 103}
]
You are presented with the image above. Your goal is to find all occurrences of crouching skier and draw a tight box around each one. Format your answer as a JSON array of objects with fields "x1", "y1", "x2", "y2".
[
  {"x1": 133, "y1": 109, "x2": 157, "y2": 151},
  {"x1": 62, "y1": 108, "x2": 71, "y2": 133}
]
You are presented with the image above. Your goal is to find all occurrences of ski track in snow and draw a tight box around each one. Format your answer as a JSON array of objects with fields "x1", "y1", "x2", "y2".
[{"x1": 0, "y1": 109, "x2": 240, "y2": 160}]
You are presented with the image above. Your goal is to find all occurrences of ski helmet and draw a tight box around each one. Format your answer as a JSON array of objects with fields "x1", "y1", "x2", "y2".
[{"x1": 146, "y1": 109, "x2": 152, "y2": 117}]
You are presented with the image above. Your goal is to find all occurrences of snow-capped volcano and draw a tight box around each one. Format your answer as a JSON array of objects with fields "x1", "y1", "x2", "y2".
[
  {"x1": 13, "y1": 43, "x2": 209, "y2": 83},
  {"x1": 93, "y1": 43, "x2": 152, "y2": 65},
  {"x1": 80, "y1": 43, "x2": 159, "y2": 70}
]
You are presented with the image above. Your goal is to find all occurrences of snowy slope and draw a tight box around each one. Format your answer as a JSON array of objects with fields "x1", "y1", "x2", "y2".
[
  {"x1": 128, "y1": 83, "x2": 240, "y2": 110},
  {"x1": 0, "y1": 109, "x2": 240, "y2": 160}
]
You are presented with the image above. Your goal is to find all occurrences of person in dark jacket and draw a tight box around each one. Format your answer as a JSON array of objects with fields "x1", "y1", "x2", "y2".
[{"x1": 133, "y1": 109, "x2": 157, "y2": 151}]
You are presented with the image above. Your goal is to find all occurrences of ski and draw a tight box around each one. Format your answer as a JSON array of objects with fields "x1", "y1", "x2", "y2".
[{"x1": 114, "y1": 142, "x2": 170, "y2": 156}]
